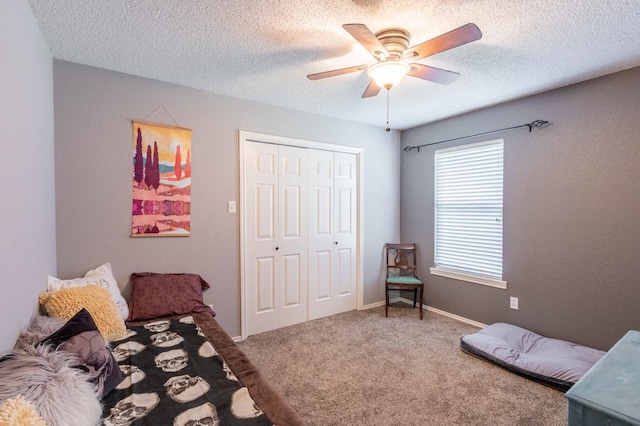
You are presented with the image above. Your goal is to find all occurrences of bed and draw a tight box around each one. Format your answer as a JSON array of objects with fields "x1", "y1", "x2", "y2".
[
  {"x1": 102, "y1": 312, "x2": 303, "y2": 426},
  {"x1": 461, "y1": 322, "x2": 605, "y2": 391},
  {"x1": 0, "y1": 268, "x2": 304, "y2": 426}
]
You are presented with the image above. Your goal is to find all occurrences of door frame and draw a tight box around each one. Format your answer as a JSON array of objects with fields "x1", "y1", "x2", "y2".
[{"x1": 239, "y1": 130, "x2": 364, "y2": 340}]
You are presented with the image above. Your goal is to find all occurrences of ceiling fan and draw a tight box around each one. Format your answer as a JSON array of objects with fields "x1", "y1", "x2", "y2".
[{"x1": 307, "y1": 23, "x2": 482, "y2": 98}]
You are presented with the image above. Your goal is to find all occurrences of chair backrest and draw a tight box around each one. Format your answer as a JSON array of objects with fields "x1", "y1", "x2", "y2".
[{"x1": 386, "y1": 243, "x2": 418, "y2": 278}]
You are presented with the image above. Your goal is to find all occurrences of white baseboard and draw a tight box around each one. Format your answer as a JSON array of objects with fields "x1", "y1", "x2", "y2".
[
  {"x1": 423, "y1": 305, "x2": 486, "y2": 329},
  {"x1": 394, "y1": 297, "x2": 486, "y2": 329},
  {"x1": 361, "y1": 300, "x2": 387, "y2": 310}
]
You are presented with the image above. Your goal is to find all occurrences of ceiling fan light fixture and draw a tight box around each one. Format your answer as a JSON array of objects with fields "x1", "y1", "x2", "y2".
[{"x1": 367, "y1": 61, "x2": 410, "y2": 90}]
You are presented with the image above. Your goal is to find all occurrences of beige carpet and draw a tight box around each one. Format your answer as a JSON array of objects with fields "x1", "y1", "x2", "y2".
[{"x1": 238, "y1": 303, "x2": 567, "y2": 426}]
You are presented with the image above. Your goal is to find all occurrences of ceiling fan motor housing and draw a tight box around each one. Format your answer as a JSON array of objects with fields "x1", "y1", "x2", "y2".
[{"x1": 375, "y1": 28, "x2": 410, "y2": 59}]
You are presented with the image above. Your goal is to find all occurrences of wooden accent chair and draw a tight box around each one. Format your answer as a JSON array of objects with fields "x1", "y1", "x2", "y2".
[{"x1": 385, "y1": 243, "x2": 424, "y2": 320}]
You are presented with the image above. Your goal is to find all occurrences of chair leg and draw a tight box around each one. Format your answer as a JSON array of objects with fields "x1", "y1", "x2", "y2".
[
  {"x1": 385, "y1": 286, "x2": 389, "y2": 317},
  {"x1": 412, "y1": 288, "x2": 417, "y2": 307},
  {"x1": 419, "y1": 285, "x2": 423, "y2": 320}
]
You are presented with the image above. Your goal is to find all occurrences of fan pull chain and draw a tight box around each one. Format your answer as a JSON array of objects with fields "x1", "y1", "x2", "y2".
[{"x1": 385, "y1": 89, "x2": 391, "y2": 132}]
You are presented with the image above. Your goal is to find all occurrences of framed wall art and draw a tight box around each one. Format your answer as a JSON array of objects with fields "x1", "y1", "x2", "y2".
[{"x1": 131, "y1": 121, "x2": 192, "y2": 237}]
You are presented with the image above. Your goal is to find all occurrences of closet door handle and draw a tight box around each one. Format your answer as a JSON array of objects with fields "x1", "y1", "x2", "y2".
[
  {"x1": 334, "y1": 241, "x2": 338, "y2": 245},
  {"x1": 275, "y1": 246, "x2": 279, "y2": 251}
]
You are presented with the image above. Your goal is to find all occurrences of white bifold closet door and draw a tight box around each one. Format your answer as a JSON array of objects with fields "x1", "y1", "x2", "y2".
[
  {"x1": 244, "y1": 142, "x2": 308, "y2": 335},
  {"x1": 244, "y1": 141, "x2": 357, "y2": 336},
  {"x1": 308, "y1": 149, "x2": 357, "y2": 320}
]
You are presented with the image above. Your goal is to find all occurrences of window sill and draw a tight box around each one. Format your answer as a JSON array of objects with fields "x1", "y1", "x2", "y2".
[{"x1": 429, "y1": 267, "x2": 507, "y2": 289}]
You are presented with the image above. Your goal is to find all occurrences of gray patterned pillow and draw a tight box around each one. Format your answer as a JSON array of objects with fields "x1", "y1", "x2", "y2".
[{"x1": 40, "y1": 308, "x2": 125, "y2": 398}]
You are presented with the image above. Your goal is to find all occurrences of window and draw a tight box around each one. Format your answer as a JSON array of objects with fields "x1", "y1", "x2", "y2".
[{"x1": 431, "y1": 139, "x2": 506, "y2": 289}]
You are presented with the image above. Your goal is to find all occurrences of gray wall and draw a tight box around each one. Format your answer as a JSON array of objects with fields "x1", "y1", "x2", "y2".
[
  {"x1": 401, "y1": 66, "x2": 640, "y2": 350},
  {"x1": 53, "y1": 60, "x2": 400, "y2": 337},
  {"x1": 12, "y1": 1, "x2": 635, "y2": 352},
  {"x1": 0, "y1": 0, "x2": 56, "y2": 352}
]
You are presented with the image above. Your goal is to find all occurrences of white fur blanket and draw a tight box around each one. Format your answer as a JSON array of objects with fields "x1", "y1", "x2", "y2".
[{"x1": 0, "y1": 315, "x2": 102, "y2": 426}]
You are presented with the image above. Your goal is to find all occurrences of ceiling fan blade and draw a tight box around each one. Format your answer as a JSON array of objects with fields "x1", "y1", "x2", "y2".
[
  {"x1": 407, "y1": 63, "x2": 460, "y2": 85},
  {"x1": 407, "y1": 23, "x2": 482, "y2": 61},
  {"x1": 307, "y1": 65, "x2": 368, "y2": 80},
  {"x1": 362, "y1": 80, "x2": 382, "y2": 98},
  {"x1": 343, "y1": 23, "x2": 389, "y2": 59}
]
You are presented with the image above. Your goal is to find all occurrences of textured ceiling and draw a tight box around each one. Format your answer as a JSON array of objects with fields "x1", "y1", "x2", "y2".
[{"x1": 28, "y1": 0, "x2": 640, "y2": 130}]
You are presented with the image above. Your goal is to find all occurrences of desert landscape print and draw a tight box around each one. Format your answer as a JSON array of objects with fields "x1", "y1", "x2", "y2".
[{"x1": 131, "y1": 121, "x2": 192, "y2": 237}]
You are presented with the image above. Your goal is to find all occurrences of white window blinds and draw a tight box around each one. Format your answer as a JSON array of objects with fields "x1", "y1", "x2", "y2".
[{"x1": 433, "y1": 139, "x2": 504, "y2": 285}]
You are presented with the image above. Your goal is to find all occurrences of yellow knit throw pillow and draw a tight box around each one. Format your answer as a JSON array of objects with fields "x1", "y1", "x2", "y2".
[
  {"x1": 0, "y1": 395, "x2": 46, "y2": 426},
  {"x1": 39, "y1": 285, "x2": 127, "y2": 341}
]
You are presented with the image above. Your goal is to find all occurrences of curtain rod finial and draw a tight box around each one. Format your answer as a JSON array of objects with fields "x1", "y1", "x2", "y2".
[{"x1": 531, "y1": 120, "x2": 550, "y2": 128}]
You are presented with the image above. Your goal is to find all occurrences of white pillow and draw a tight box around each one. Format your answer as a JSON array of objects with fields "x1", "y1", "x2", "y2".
[{"x1": 47, "y1": 263, "x2": 129, "y2": 320}]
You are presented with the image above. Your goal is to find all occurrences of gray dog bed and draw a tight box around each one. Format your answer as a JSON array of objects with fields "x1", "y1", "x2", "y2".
[{"x1": 461, "y1": 322, "x2": 605, "y2": 391}]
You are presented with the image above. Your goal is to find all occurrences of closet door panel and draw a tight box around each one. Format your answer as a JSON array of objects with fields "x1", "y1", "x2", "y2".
[
  {"x1": 256, "y1": 184, "x2": 275, "y2": 240},
  {"x1": 245, "y1": 142, "x2": 280, "y2": 334},
  {"x1": 255, "y1": 257, "x2": 275, "y2": 312},
  {"x1": 315, "y1": 186, "x2": 332, "y2": 236},
  {"x1": 313, "y1": 250, "x2": 332, "y2": 300},
  {"x1": 282, "y1": 254, "x2": 302, "y2": 307},
  {"x1": 336, "y1": 187, "x2": 353, "y2": 233},
  {"x1": 308, "y1": 149, "x2": 335, "y2": 320},
  {"x1": 332, "y1": 152, "x2": 357, "y2": 313},
  {"x1": 277, "y1": 145, "x2": 308, "y2": 328},
  {"x1": 309, "y1": 150, "x2": 357, "y2": 319},
  {"x1": 337, "y1": 248, "x2": 353, "y2": 296}
]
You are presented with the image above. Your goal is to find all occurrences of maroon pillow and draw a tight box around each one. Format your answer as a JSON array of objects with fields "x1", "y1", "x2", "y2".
[{"x1": 127, "y1": 273, "x2": 215, "y2": 321}]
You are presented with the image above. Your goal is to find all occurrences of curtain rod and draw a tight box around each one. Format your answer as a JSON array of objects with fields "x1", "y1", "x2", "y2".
[{"x1": 403, "y1": 120, "x2": 551, "y2": 152}]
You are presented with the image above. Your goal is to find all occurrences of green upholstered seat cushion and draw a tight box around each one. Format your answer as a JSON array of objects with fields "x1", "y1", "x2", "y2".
[{"x1": 386, "y1": 276, "x2": 422, "y2": 285}]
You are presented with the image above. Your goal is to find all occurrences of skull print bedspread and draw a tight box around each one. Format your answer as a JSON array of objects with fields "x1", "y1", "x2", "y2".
[{"x1": 102, "y1": 316, "x2": 272, "y2": 426}]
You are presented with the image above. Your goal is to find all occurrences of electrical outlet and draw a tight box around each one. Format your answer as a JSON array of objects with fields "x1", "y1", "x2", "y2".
[{"x1": 510, "y1": 297, "x2": 519, "y2": 310}]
